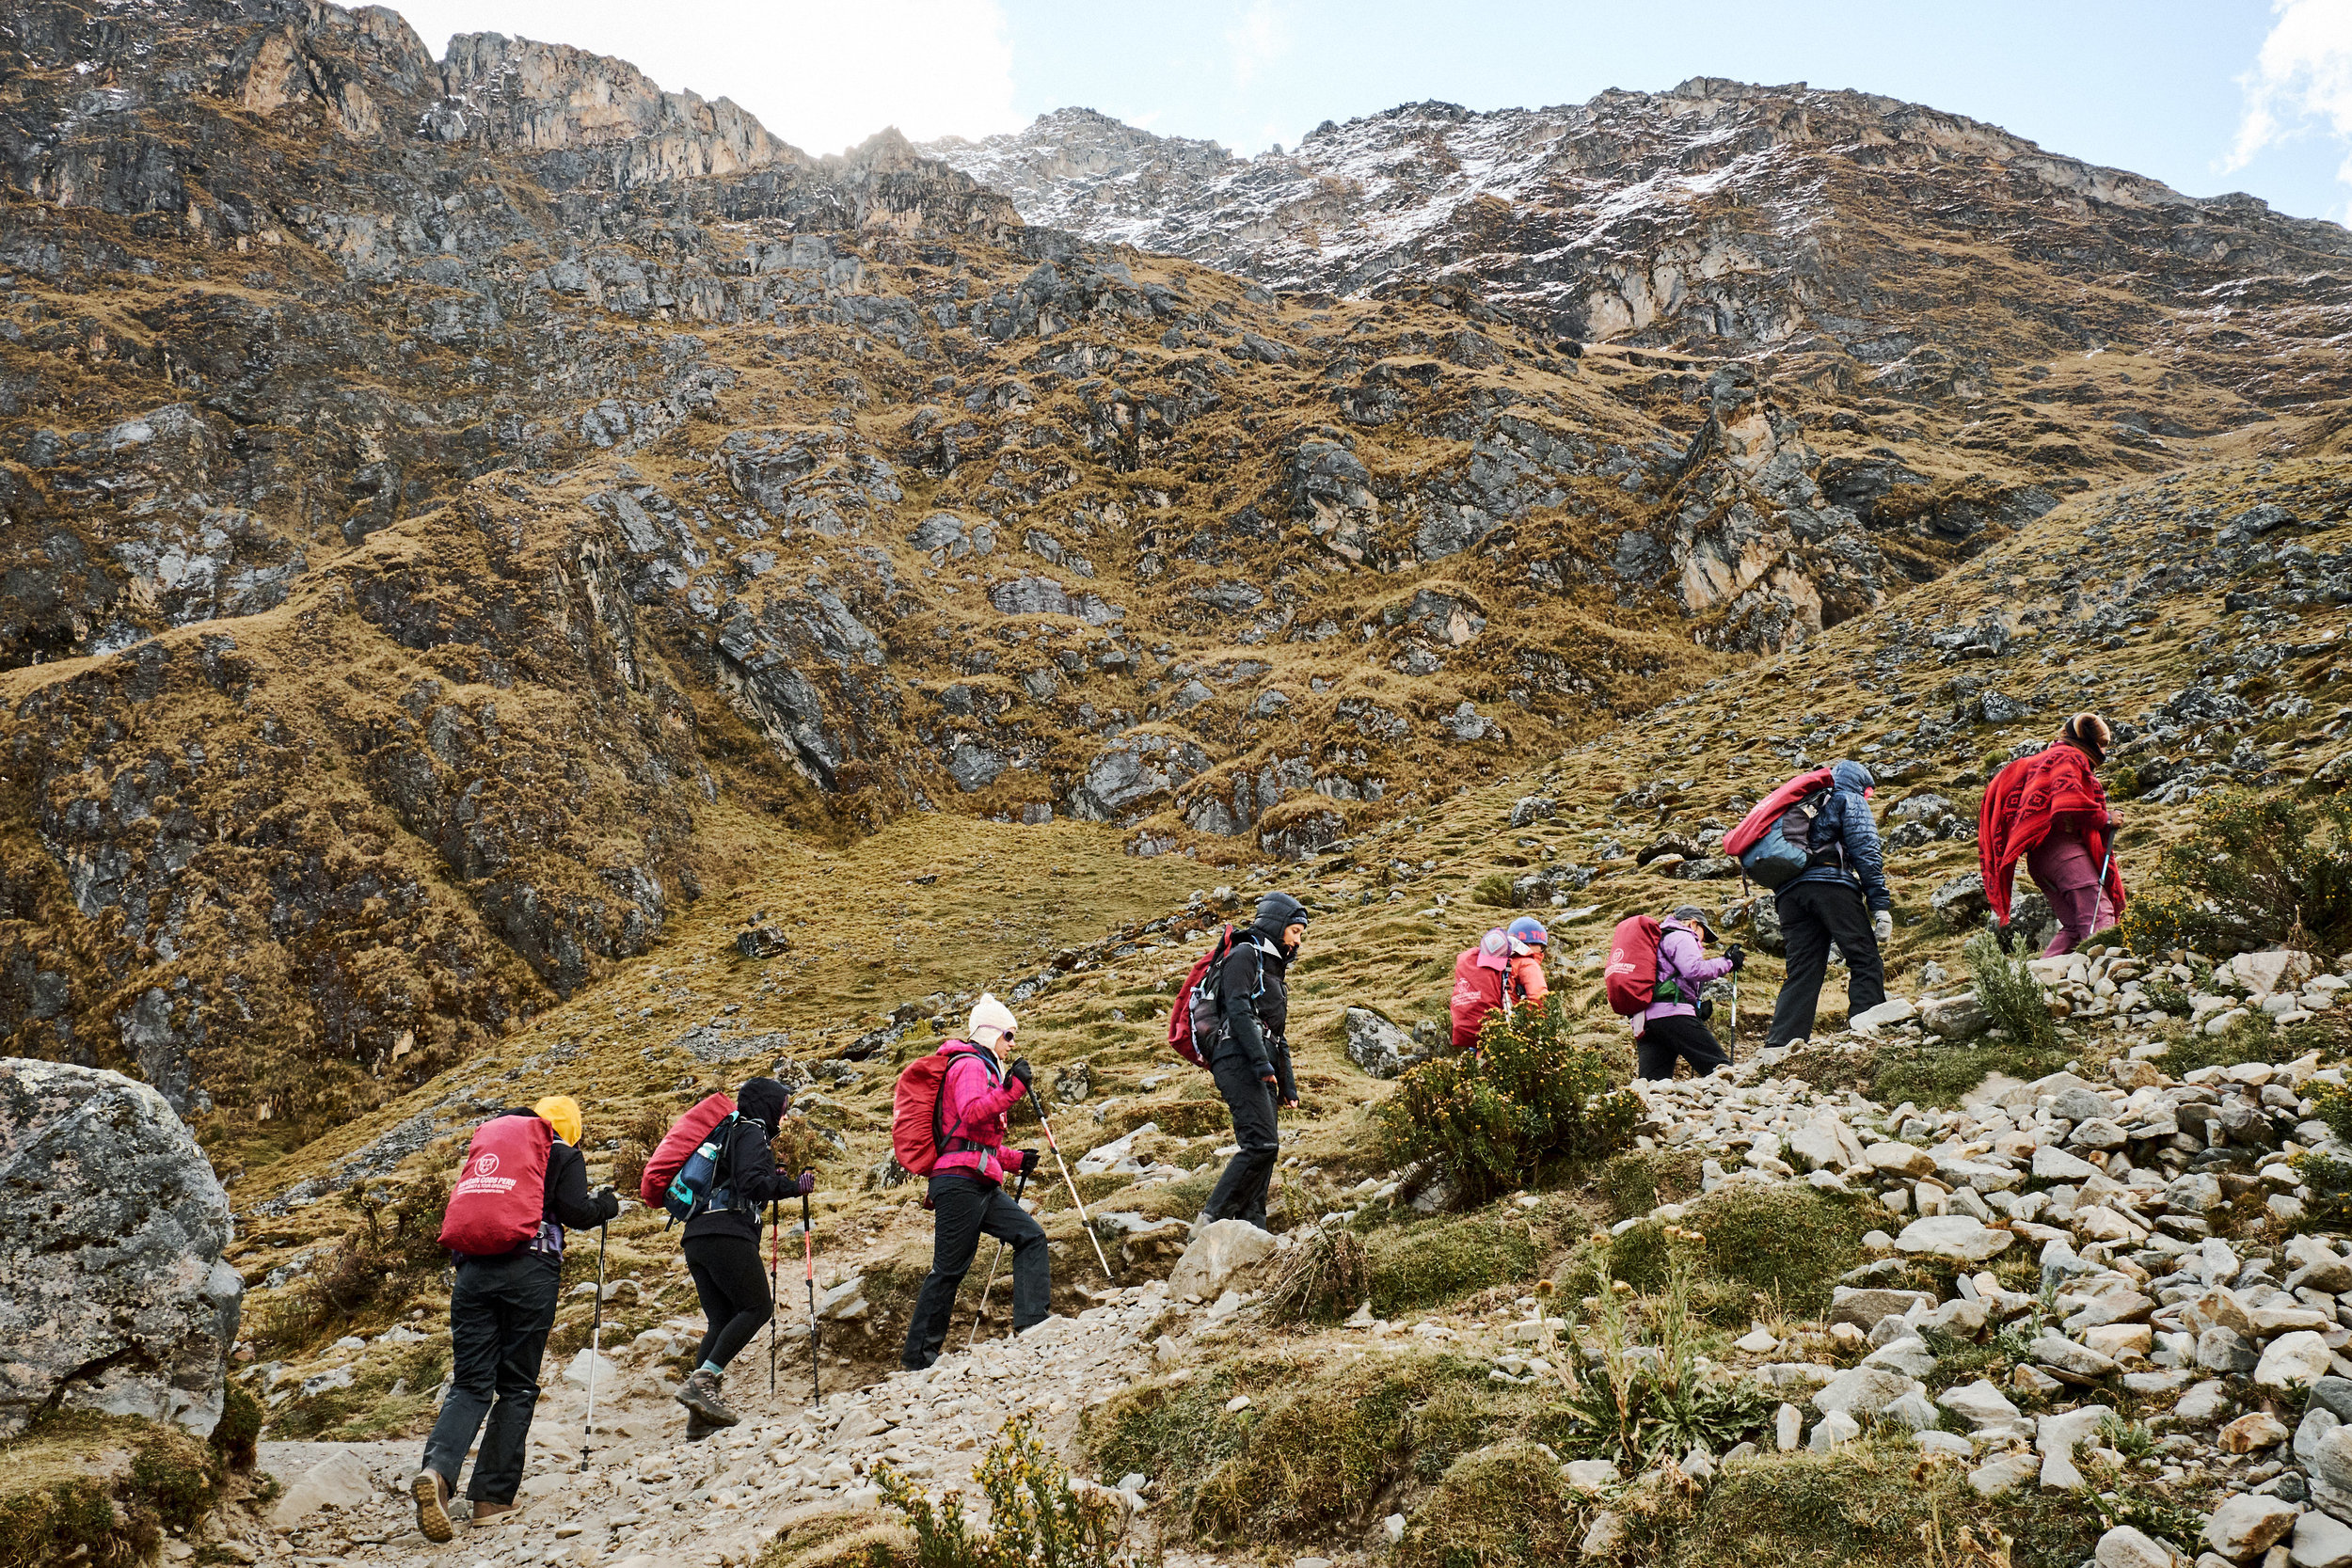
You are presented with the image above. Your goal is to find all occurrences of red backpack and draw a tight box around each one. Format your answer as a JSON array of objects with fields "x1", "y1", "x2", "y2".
[
  {"x1": 438, "y1": 1114, "x2": 554, "y2": 1257},
  {"x1": 1603, "y1": 916, "x2": 1665, "y2": 1018},
  {"x1": 892, "y1": 1041, "x2": 991, "y2": 1177},
  {"x1": 639, "y1": 1092, "x2": 737, "y2": 1208},
  {"x1": 1449, "y1": 932, "x2": 1509, "y2": 1049},
  {"x1": 1168, "y1": 925, "x2": 1237, "y2": 1069}
]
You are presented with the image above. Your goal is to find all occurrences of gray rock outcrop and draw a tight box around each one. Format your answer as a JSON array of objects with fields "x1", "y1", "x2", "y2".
[{"x1": 0, "y1": 1058, "x2": 243, "y2": 1436}]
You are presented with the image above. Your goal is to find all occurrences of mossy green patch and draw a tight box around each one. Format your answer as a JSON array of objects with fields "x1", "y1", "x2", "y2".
[
  {"x1": 1365, "y1": 1214, "x2": 1543, "y2": 1316},
  {"x1": 1610, "y1": 1184, "x2": 1872, "y2": 1321},
  {"x1": 1396, "y1": 1442, "x2": 1585, "y2": 1568}
]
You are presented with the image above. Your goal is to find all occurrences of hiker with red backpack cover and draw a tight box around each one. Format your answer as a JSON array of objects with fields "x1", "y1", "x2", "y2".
[
  {"x1": 1979, "y1": 713, "x2": 2126, "y2": 957},
  {"x1": 1625, "y1": 906, "x2": 1741, "y2": 1080},
  {"x1": 1761, "y1": 759, "x2": 1893, "y2": 1049},
  {"x1": 414, "y1": 1096, "x2": 618, "y2": 1544},
  {"x1": 1200, "y1": 891, "x2": 1309, "y2": 1230},
  {"x1": 898, "y1": 994, "x2": 1049, "y2": 1370},
  {"x1": 672, "y1": 1078, "x2": 815, "y2": 1436},
  {"x1": 1448, "y1": 917, "x2": 1550, "y2": 1050}
]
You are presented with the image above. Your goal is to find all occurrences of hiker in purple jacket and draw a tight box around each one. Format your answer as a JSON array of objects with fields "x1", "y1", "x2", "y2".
[{"x1": 1635, "y1": 905, "x2": 1742, "y2": 1081}]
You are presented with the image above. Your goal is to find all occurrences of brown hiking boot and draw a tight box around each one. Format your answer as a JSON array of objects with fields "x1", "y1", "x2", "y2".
[
  {"x1": 470, "y1": 1498, "x2": 519, "y2": 1526},
  {"x1": 674, "y1": 1366, "x2": 740, "y2": 1428},
  {"x1": 685, "y1": 1408, "x2": 715, "y2": 1442},
  {"x1": 411, "y1": 1470, "x2": 453, "y2": 1544}
]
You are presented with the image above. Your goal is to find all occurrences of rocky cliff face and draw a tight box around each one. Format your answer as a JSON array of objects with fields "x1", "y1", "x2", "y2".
[{"x1": 0, "y1": 3, "x2": 2344, "y2": 1133}]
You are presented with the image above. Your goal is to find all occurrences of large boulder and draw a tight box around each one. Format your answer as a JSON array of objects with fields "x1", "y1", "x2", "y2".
[
  {"x1": 1167, "y1": 1219, "x2": 1277, "y2": 1301},
  {"x1": 0, "y1": 1059, "x2": 243, "y2": 1436},
  {"x1": 1343, "y1": 1007, "x2": 1411, "y2": 1079}
]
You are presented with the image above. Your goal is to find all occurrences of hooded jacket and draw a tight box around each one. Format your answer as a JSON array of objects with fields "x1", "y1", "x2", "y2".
[
  {"x1": 1212, "y1": 897, "x2": 1301, "y2": 1101},
  {"x1": 1782, "y1": 760, "x2": 1892, "y2": 912},
  {"x1": 1640, "y1": 919, "x2": 1736, "y2": 1028},
  {"x1": 930, "y1": 1041, "x2": 1027, "y2": 1187},
  {"x1": 681, "y1": 1077, "x2": 803, "y2": 1243}
]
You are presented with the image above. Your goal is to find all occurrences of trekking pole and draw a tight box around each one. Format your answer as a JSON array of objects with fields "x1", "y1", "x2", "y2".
[
  {"x1": 768, "y1": 1201, "x2": 780, "y2": 1396},
  {"x1": 800, "y1": 1174, "x2": 820, "y2": 1409},
  {"x1": 1027, "y1": 1088, "x2": 1115, "y2": 1278},
  {"x1": 582, "y1": 1219, "x2": 606, "y2": 1472},
  {"x1": 967, "y1": 1163, "x2": 1034, "y2": 1348}
]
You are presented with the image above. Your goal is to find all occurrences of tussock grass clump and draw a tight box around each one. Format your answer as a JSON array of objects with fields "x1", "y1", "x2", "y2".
[
  {"x1": 1600, "y1": 1148, "x2": 1704, "y2": 1221},
  {"x1": 1377, "y1": 999, "x2": 1639, "y2": 1203},
  {"x1": 1608, "y1": 1185, "x2": 1872, "y2": 1321},
  {"x1": 1396, "y1": 1442, "x2": 1584, "y2": 1568},
  {"x1": 1963, "y1": 931, "x2": 2061, "y2": 1053},
  {"x1": 1262, "y1": 1227, "x2": 1372, "y2": 1324},
  {"x1": 0, "y1": 1412, "x2": 230, "y2": 1568},
  {"x1": 1364, "y1": 1215, "x2": 1542, "y2": 1316},
  {"x1": 1777, "y1": 1033, "x2": 2073, "y2": 1109},
  {"x1": 2122, "y1": 788, "x2": 2352, "y2": 957},
  {"x1": 1656, "y1": 1444, "x2": 2101, "y2": 1568}
]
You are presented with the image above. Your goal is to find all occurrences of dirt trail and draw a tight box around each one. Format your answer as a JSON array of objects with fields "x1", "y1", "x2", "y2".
[{"x1": 254, "y1": 1283, "x2": 1241, "y2": 1568}]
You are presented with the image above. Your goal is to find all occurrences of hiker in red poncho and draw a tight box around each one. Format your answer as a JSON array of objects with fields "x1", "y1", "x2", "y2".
[{"x1": 1979, "y1": 712, "x2": 2127, "y2": 957}]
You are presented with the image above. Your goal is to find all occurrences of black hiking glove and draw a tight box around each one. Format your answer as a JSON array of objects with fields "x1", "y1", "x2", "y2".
[
  {"x1": 1007, "y1": 1058, "x2": 1035, "y2": 1093},
  {"x1": 796, "y1": 1169, "x2": 817, "y2": 1196},
  {"x1": 594, "y1": 1187, "x2": 621, "y2": 1223},
  {"x1": 1014, "y1": 1148, "x2": 1040, "y2": 1176},
  {"x1": 1725, "y1": 945, "x2": 1745, "y2": 973}
]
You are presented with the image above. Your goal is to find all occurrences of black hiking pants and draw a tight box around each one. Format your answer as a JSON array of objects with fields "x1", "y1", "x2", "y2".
[
  {"x1": 900, "y1": 1172, "x2": 1049, "y2": 1369},
  {"x1": 684, "y1": 1232, "x2": 772, "y2": 1371},
  {"x1": 1636, "y1": 1013, "x2": 1732, "y2": 1081},
  {"x1": 421, "y1": 1247, "x2": 560, "y2": 1504},
  {"x1": 1768, "y1": 880, "x2": 1886, "y2": 1048},
  {"x1": 1203, "y1": 1050, "x2": 1280, "y2": 1229}
]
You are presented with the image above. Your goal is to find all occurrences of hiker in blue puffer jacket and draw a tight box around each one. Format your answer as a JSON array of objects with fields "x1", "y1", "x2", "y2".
[{"x1": 1765, "y1": 759, "x2": 1893, "y2": 1049}]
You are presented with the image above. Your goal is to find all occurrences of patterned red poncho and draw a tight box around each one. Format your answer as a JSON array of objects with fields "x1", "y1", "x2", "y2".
[{"x1": 1978, "y1": 743, "x2": 2125, "y2": 925}]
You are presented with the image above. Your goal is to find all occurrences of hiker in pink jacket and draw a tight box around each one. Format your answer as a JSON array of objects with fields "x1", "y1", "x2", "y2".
[
  {"x1": 900, "y1": 994, "x2": 1048, "y2": 1369},
  {"x1": 1635, "y1": 905, "x2": 1741, "y2": 1081}
]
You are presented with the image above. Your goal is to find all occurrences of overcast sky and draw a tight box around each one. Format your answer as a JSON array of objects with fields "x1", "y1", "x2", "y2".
[{"x1": 380, "y1": 0, "x2": 2352, "y2": 225}]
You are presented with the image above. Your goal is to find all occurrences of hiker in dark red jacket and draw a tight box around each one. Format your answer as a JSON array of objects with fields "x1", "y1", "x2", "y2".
[
  {"x1": 1979, "y1": 713, "x2": 2127, "y2": 956},
  {"x1": 898, "y1": 994, "x2": 1046, "y2": 1370},
  {"x1": 674, "y1": 1078, "x2": 817, "y2": 1435},
  {"x1": 414, "y1": 1097, "x2": 616, "y2": 1544}
]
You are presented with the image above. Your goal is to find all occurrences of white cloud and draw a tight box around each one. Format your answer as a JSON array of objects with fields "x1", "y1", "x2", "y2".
[
  {"x1": 1225, "y1": 0, "x2": 1292, "y2": 89},
  {"x1": 382, "y1": 0, "x2": 1020, "y2": 155},
  {"x1": 2227, "y1": 0, "x2": 2352, "y2": 188}
]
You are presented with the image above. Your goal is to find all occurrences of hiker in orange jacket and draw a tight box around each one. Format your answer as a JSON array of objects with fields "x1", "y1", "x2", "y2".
[{"x1": 1449, "y1": 917, "x2": 1550, "y2": 1049}]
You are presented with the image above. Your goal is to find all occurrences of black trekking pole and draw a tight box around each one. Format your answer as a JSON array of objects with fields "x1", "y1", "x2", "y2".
[
  {"x1": 768, "y1": 1200, "x2": 780, "y2": 1396},
  {"x1": 581, "y1": 1219, "x2": 606, "y2": 1473},
  {"x1": 799, "y1": 1172, "x2": 820, "y2": 1408},
  {"x1": 967, "y1": 1162, "x2": 1033, "y2": 1349}
]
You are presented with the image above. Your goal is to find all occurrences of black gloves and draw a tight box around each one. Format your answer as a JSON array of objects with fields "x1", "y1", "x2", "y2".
[
  {"x1": 796, "y1": 1169, "x2": 817, "y2": 1196},
  {"x1": 1725, "y1": 944, "x2": 1745, "y2": 973},
  {"x1": 1696, "y1": 998, "x2": 1716, "y2": 1021},
  {"x1": 594, "y1": 1187, "x2": 621, "y2": 1223},
  {"x1": 1007, "y1": 1058, "x2": 1035, "y2": 1092},
  {"x1": 1015, "y1": 1148, "x2": 1041, "y2": 1176}
]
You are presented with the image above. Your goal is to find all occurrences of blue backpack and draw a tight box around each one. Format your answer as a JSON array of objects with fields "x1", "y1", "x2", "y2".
[
  {"x1": 663, "y1": 1113, "x2": 738, "y2": 1225},
  {"x1": 1737, "y1": 788, "x2": 1834, "y2": 888}
]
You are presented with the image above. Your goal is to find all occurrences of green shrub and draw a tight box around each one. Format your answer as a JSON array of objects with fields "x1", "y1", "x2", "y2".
[
  {"x1": 126, "y1": 1430, "x2": 219, "y2": 1533},
  {"x1": 1376, "y1": 999, "x2": 1640, "y2": 1203},
  {"x1": 1963, "y1": 931, "x2": 2060, "y2": 1053},
  {"x1": 1366, "y1": 1217, "x2": 1541, "y2": 1316},
  {"x1": 0, "y1": 1478, "x2": 144, "y2": 1568},
  {"x1": 210, "y1": 1385, "x2": 262, "y2": 1473},
  {"x1": 1550, "y1": 1241, "x2": 1772, "y2": 1468},
  {"x1": 2314, "y1": 1083, "x2": 2352, "y2": 1144},
  {"x1": 2121, "y1": 788, "x2": 2352, "y2": 957},
  {"x1": 872, "y1": 1418, "x2": 1136, "y2": 1568},
  {"x1": 1396, "y1": 1443, "x2": 1585, "y2": 1568}
]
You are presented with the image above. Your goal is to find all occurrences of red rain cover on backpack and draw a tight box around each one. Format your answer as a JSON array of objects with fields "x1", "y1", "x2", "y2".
[
  {"x1": 1723, "y1": 768, "x2": 1836, "y2": 858},
  {"x1": 1167, "y1": 924, "x2": 1236, "y2": 1069},
  {"x1": 438, "y1": 1114, "x2": 554, "y2": 1257},
  {"x1": 639, "y1": 1092, "x2": 737, "y2": 1208},
  {"x1": 1602, "y1": 916, "x2": 1665, "y2": 1018},
  {"x1": 892, "y1": 1043, "x2": 989, "y2": 1177}
]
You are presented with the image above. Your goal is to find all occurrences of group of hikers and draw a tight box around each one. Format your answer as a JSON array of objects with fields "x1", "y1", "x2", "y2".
[{"x1": 409, "y1": 711, "x2": 2126, "y2": 1539}]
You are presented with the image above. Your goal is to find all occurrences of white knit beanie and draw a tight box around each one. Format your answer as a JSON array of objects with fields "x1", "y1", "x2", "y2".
[{"x1": 967, "y1": 992, "x2": 1017, "y2": 1045}]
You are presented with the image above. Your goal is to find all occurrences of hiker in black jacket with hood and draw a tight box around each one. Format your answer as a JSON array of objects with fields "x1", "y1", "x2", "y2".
[
  {"x1": 1201, "y1": 892, "x2": 1308, "y2": 1230},
  {"x1": 674, "y1": 1077, "x2": 814, "y2": 1433}
]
